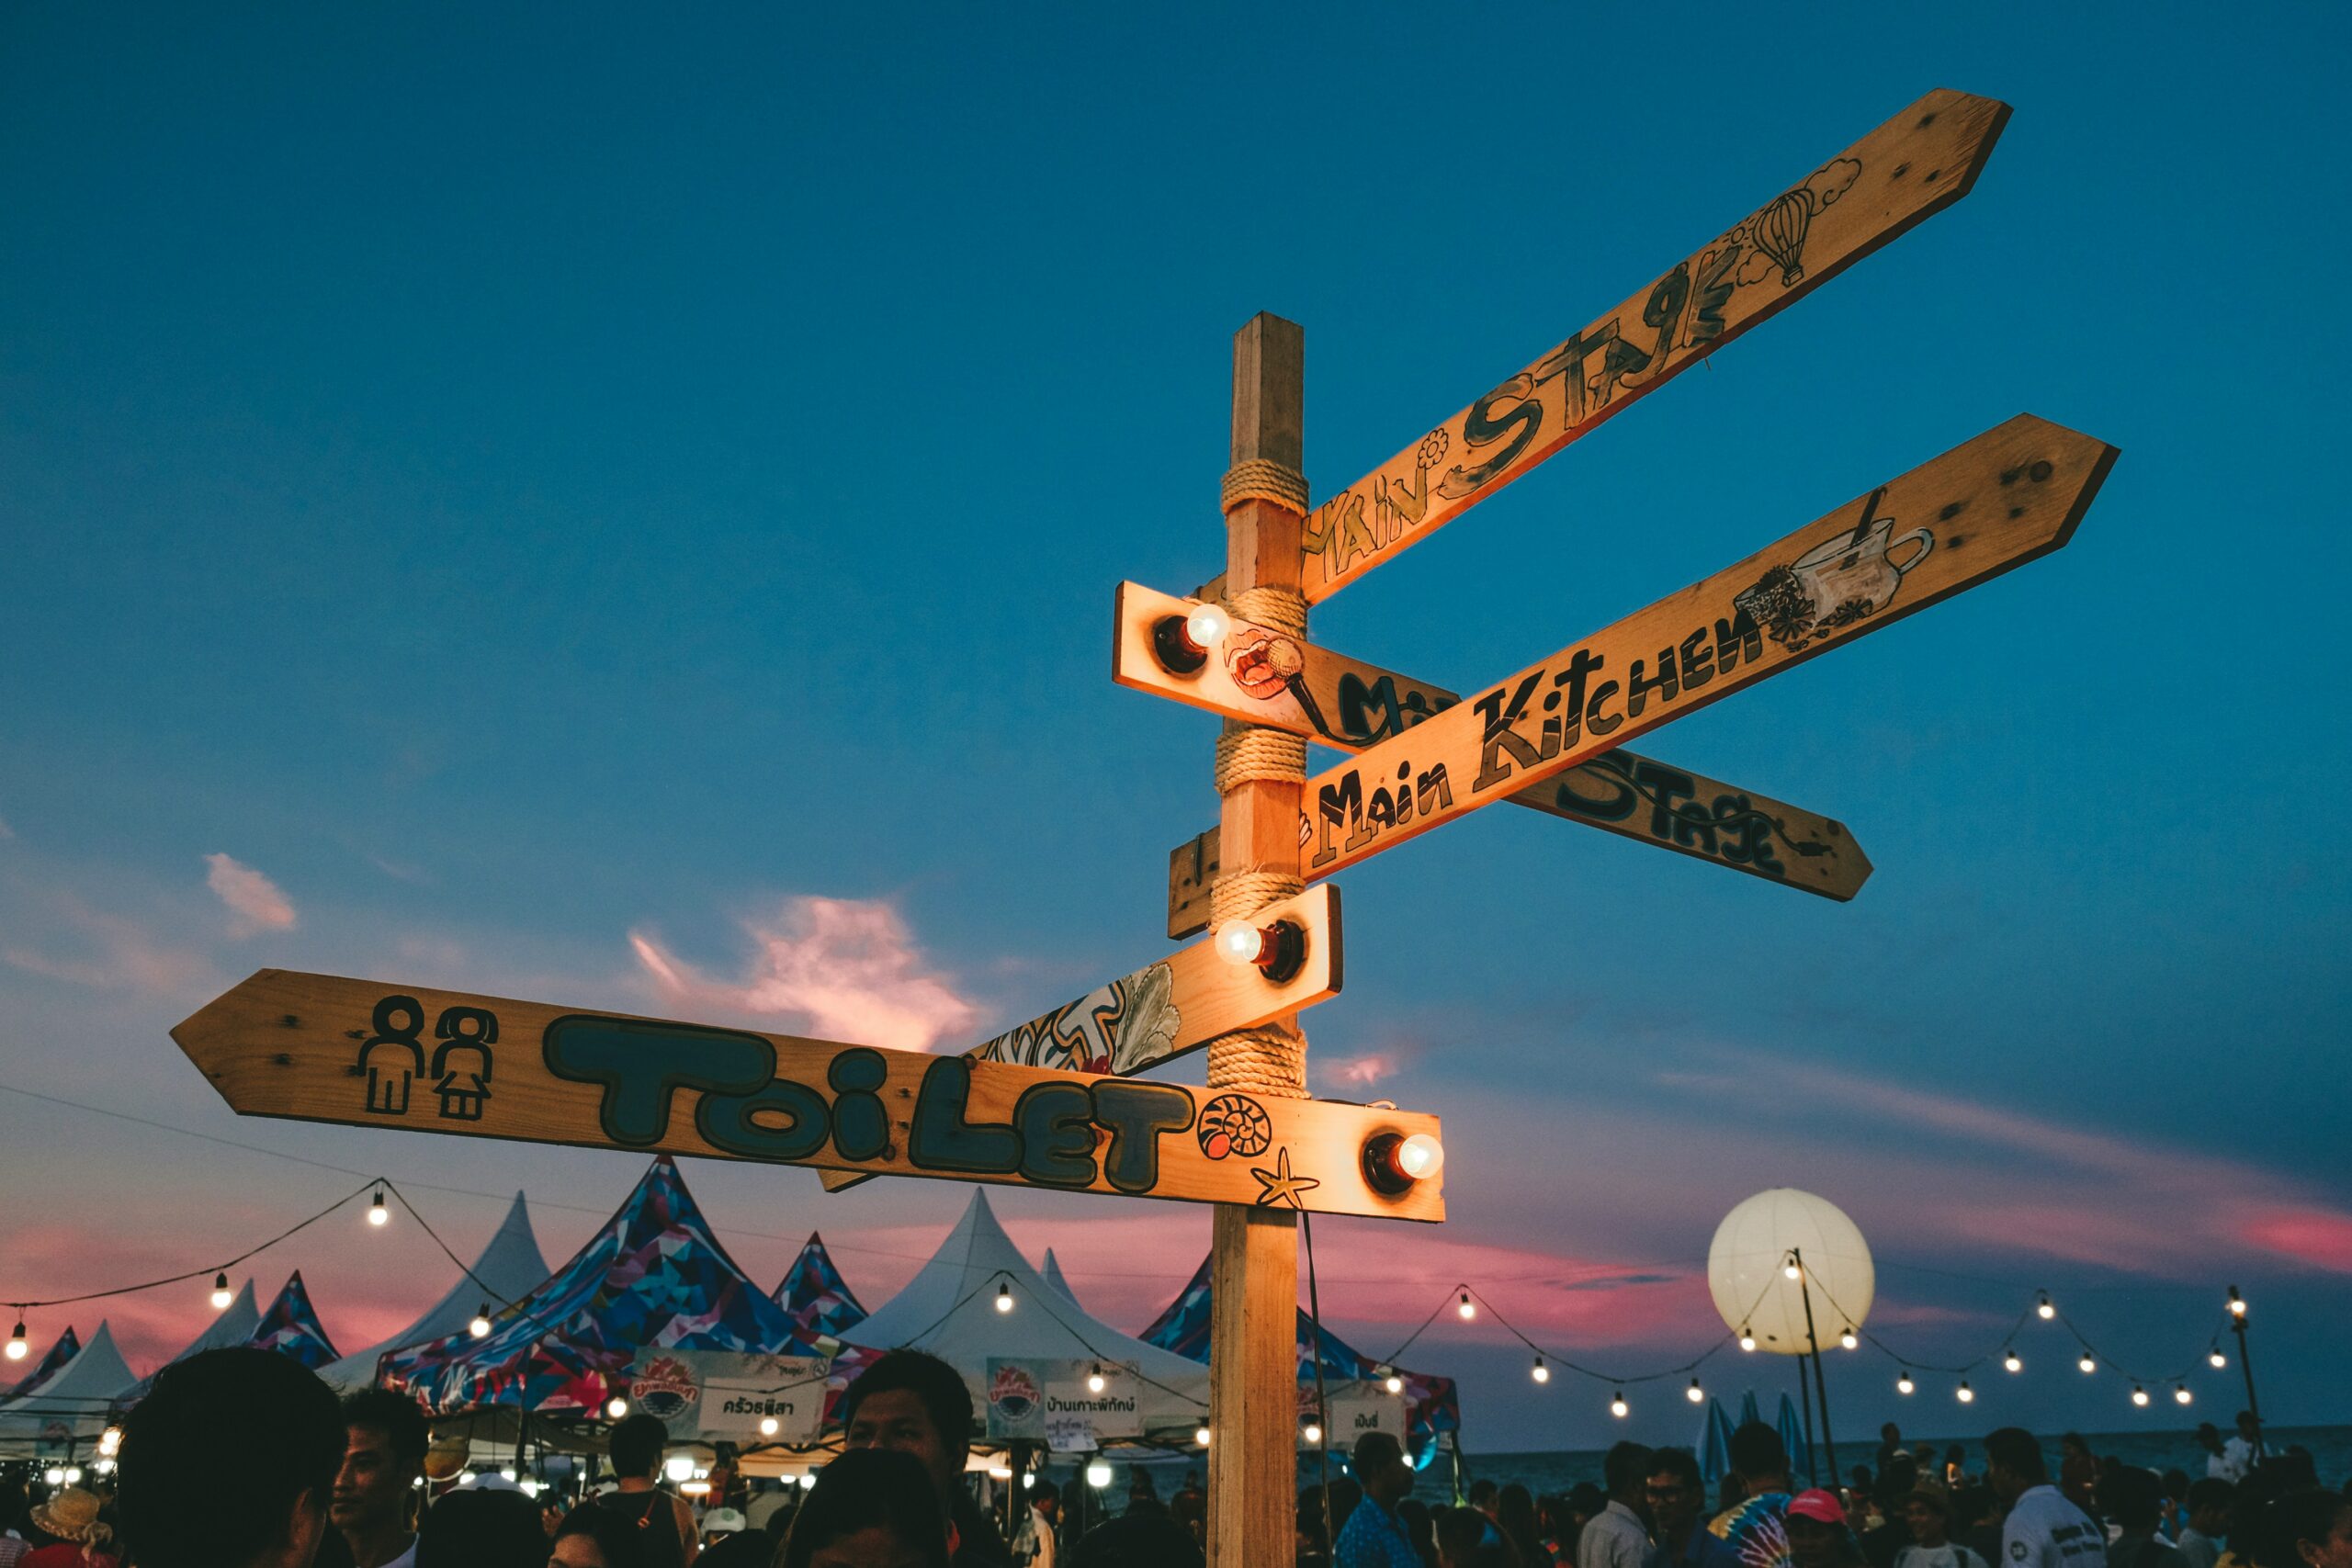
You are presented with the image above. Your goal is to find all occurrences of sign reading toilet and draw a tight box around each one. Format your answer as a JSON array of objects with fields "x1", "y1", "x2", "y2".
[{"x1": 1293, "y1": 415, "x2": 2118, "y2": 879}]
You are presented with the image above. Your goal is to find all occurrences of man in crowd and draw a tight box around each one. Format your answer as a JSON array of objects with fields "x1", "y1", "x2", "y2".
[
  {"x1": 118, "y1": 1346, "x2": 345, "y2": 1568},
  {"x1": 333, "y1": 1389, "x2": 428, "y2": 1568},
  {"x1": 1879, "y1": 1427, "x2": 1907, "y2": 1476},
  {"x1": 1986, "y1": 1427, "x2": 2106, "y2": 1568},
  {"x1": 1334, "y1": 1430, "x2": 1419, "y2": 1568},
  {"x1": 2177, "y1": 1480, "x2": 2234, "y2": 1568},
  {"x1": 604, "y1": 1412, "x2": 701, "y2": 1565},
  {"x1": 2222, "y1": 1415, "x2": 2261, "y2": 1482},
  {"x1": 1863, "y1": 1458, "x2": 1923, "y2": 1568},
  {"x1": 1013, "y1": 1476, "x2": 1060, "y2": 1567},
  {"x1": 1647, "y1": 1447, "x2": 1723, "y2": 1568},
  {"x1": 2099, "y1": 1469, "x2": 2188, "y2": 1568},
  {"x1": 1581, "y1": 1441, "x2": 1654, "y2": 1568},
  {"x1": 841, "y1": 1348, "x2": 1010, "y2": 1568},
  {"x1": 1712, "y1": 1423, "x2": 1796, "y2": 1568}
]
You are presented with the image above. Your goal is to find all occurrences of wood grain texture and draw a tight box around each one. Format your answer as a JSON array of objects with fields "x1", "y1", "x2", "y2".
[
  {"x1": 172, "y1": 969, "x2": 1442, "y2": 1221},
  {"x1": 1115, "y1": 581, "x2": 1871, "y2": 924},
  {"x1": 1296, "y1": 415, "x2": 2119, "y2": 879},
  {"x1": 1299, "y1": 89, "x2": 2010, "y2": 602},
  {"x1": 819, "y1": 885, "x2": 1341, "y2": 1193}
]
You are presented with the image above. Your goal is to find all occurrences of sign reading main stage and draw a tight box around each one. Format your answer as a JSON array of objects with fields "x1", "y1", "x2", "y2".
[{"x1": 173, "y1": 970, "x2": 1442, "y2": 1221}]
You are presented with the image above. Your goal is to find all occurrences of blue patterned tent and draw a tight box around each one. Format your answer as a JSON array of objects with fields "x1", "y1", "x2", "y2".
[
  {"x1": 246, "y1": 1272, "x2": 339, "y2": 1370},
  {"x1": 382, "y1": 1156, "x2": 818, "y2": 1416},
  {"x1": 772, "y1": 1233, "x2": 867, "y2": 1344},
  {"x1": 1136, "y1": 1254, "x2": 1460, "y2": 1462},
  {"x1": 6, "y1": 1327, "x2": 79, "y2": 1399}
]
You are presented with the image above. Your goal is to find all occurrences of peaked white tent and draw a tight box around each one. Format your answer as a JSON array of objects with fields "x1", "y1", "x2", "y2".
[
  {"x1": 117, "y1": 1279, "x2": 261, "y2": 1403},
  {"x1": 321, "y1": 1190, "x2": 550, "y2": 1393},
  {"x1": 844, "y1": 1190, "x2": 1205, "y2": 1431},
  {"x1": 1040, "y1": 1248, "x2": 1080, "y2": 1308},
  {"x1": 0, "y1": 1321, "x2": 137, "y2": 1456}
]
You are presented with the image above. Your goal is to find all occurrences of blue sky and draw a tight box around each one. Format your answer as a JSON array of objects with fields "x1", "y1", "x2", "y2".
[{"x1": 3, "y1": 2, "x2": 2347, "y2": 1453}]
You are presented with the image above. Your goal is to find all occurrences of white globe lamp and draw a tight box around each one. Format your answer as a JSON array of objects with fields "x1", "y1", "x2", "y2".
[{"x1": 1707, "y1": 1189, "x2": 1873, "y2": 1355}]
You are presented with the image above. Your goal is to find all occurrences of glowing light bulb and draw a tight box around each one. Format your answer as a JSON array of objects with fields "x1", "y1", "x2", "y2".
[
  {"x1": 1783, "y1": 1259, "x2": 1802, "y2": 1280},
  {"x1": 1195, "y1": 1425, "x2": 1213, "y2": 1448},
  {"x1": 2004, "y1": 1351, "x2": 2023, "y2": 1373},
  {"x1": 1214, "y1": 919, "x2": 1268, "y2": 966},
  {"x1": 62, "y1": 1466, "x2": 81, "y2": 1484},
  {"x1": 1184, "y1": 604, "x2": 1232, "y2": 650},
  {"x1": 98, "y1": 1427, "x2": 121, "y2": 1457},
  {"x1": 469, "y1": 1303, "x2": 492, "y2": 1338},
  {"x1": 1457, "y1": 1291, "x2": 1475, "y2": 1321},
  {"x1": 1304, "y1": 1421, "x2": 1324, "y2": 1445},
  {"x1": 1532, "y1": 1357, "x2": 1549, "y2": 1384},
  {"x1": 2175, "y1": 1385, "x2": 2193, "y2": 1406},
  {"x1": 1738, "y1": 1327, "x2": 1756, "y2": 1353},
  {"x1": 6, "y1": 1322, "x2": 25, "y2": 1361},
  {"x1": 1839, "y1": 1328, "x2": 1859, "y2": 1351},
  {"x1": 605, "y1": 1396, "x2": 629, "y2": 1418},
  {"x1": 1896, "y1": 1372, "x2": 1915, "y2": 1395},
  {"x1": 987, "y1": 1461, "x2": 1013, "y2": 1482},
  {"x1": 1610, "y1": 1393, "x2": 1629, "y2": 1419},
  {"x1": 41, "y1": 1468, "x2": 62, "y2": 1487},
  {"x1": 1686, "y1": 1379, "x2": 1705, "y2": 1404},
  {"x1": 1957, "y1": 1382, "x2": 1975, "y2": 1404},
  {"x1": 2228, "y1": 1286, "x2": 2246, "y2": 1318},
  {"x1": 2037, "y1": 1292, "x2": 2055, "y2": 1320},
  {"x1": 1396, "y1": 1134, "x2": 1444, "y2": 1179},
  {"x1": 2132, "y1": 1385, "x2": 2151, "y2": 1407},
  {"x1": 798, "y1": 1472, "x2": 817, "y2": 1491},
  {"x1": 210, "y1": 1273, "x2": 232, "y2": 1311},
  {"x1": 760, "y1": 1416, "x2": 779, "y2": 1436},
  {"x1": 1086, "y1": 1461, "x2": 1114, "y2": 1489},
  {"x1": 665, "y1": 1455, "x2": 695, "y2": 1483},
  {"x1": 500, "y1": 1468, "x2": 518, "y2": 1483},
  {"x1": 1384, "y1": 1371, "x2": 1404, "y2": 1395},
  {"x1": 1087, "y1": 1363, "x2": 1106, "y2": 1394},
  {"x1": 369, "y1": 1189, "x2": 390, "y2": 1226},
  {"x1": 2210, "y1": 1349, "x2": 2227, "y2": 1370},
  {"x1": 2079, "y1": 1355, "x2": 2098, "y2": 1375},
  {"x1": 996, "y1": 1282, "x2": 1014, "y2": 1314}
]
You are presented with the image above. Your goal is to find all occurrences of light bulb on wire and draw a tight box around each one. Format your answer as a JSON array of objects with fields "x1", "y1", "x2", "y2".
[
  {"x1": 1384, "y1": 1370, "x2": 1404, "y2": 1396},
  {"x1": 6, "y1": 1321, "x2": 25, "y2": 1362},
  {"x1": 2210, "y1": 1349, "x2": 2227, "y2": 1370},
  {"x1": 1738, "y1": 1326, "x2": 1756, "y2": 1353},
  {"x1": 2003, "y1": 1350, "x2": 2023, "y2": 1373},
  {"x1": 210, "y1": 1273, "x2": 232, "y2": 1311},
  {"x1": 1686, "y1": 1379, "x2": 1705, "y2": 1404},
  {"x1": 368, "y1": 1189, "x2": 389, "y2": 1227},
  {"x1": 1839, "y1": 1328, "x2": 1859, "y2": 1351},
  {"x1": 1457, "y1": 1291, "x2": 1475, "y2": 1321},
  {"x1": 1956, "y1": 1381, "x2": 1975, "y2": 1404},
  {"x1": 1303, "y1": 1420, "x2": 1324, "y2": 1446},
  {"x1": 469, "y1": 1303, "x2": 492, "y2": 1338},
  {"x1": 1531, "y1": 1356, "x2": 1549, "y2": 1384},
  {"x1": 2037, "y1": 1292, "x2": 2055, "y2": 1320},
  {"x1": 605, "y1": 1396, "x2": 628, "y2": 1419},
  {"x1": 760, "y1": 1416, "x2": 779, "y2": 1437},
  {"x1": 1895, "y1": 1371, "x2": 1915, "y2": 1395},
  {"x1": 2079, "y1": 1354, "x2": 2098, "y2": 1375},
  {"x1": 2175, "y1": 1385, "x2": 2193, "y2": 1406},
  {"x1": 1195, "y1": 1426, "x2": 1213, "y2": 1448},
  {"x1": 1609, "y1": 1392, "x2": 1629, "y2": 1419},
  {"x1": 995, "y1": 1282, "x2": 1013, "y2": 1314},
  {"x1": 2228, "y1": 1286, "x2": 2246, "y2": 1318},
  {"x1": 2132, "y1": 1384, "x2": 2151, "y2": 1407},
  {"x1": 1087, "y1": 1363, "x2": 1106, "y2": 1394},
  {"x1": 1783, "y1": 1258, "x2": 1803, "y2": 1280}
]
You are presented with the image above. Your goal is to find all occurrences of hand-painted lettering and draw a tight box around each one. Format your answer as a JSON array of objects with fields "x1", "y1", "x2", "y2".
[
  {"x1": 909, "y1": 1056, "x2": 1022, "y2": 1174},
  {"x1": 542, "y1": 1017, "x2": 774, "y2": 1147}
]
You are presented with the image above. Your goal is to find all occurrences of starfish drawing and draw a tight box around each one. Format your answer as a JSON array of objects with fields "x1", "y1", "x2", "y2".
[{"x1": 1249, "y1": 1147, "x2": 1320, "y2": 1210}]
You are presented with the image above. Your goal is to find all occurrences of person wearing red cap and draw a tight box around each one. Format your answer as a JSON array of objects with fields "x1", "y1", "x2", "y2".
[{"x1": 1787, "y1": 1492, "x2": 1859, "y2": 1568}]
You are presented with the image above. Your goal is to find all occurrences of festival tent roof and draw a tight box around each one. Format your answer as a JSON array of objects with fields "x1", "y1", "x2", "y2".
[
  {"x1": 380, "y1": 1156, "x2": 817, "y2": 1416},
  {"x1": 6, "y1": 1326, "x2": 81, "y2": 1399},
  {"x1": 0, "y1": 1321, "x2": 135, "y2": 1453},
  {"x1": 1136, "y1": 1253, "x2": 1462, "y2": 1461},
  {"x1": 245, "y1": 1270, "x2": 340, "y2": 1370},
  {"x1": 117, "y1": 1279, "x2": 261, "y2": 1403},
  {"x1": 320, "y1": 1191, "x2": 550, "y2": 1393},
  {"x1": 771, "y1": 1233, "x2": 868, "y2": 1345},
  {"x1": 842, "y1": 1189, "x2": 1208, "y2": 1431},
  {"x1": 1041, "y1": 1248, "x2": 1080, "y2": 1308}
]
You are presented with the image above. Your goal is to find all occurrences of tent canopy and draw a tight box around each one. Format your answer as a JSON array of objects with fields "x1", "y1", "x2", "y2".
[
  {"x1": 321, "y1": 1191, "x2": 550, "y2": 1393},
  {"x1": 247, "y1": 1271, "x2": 339, "y2": 1370},
  {"x1": 1040, "y1": 1248, "x2": 1080, "y2": 1308},
  {"x1": 118, "y1": 1279, "x2": 261, "y2": 1404},
  {"x1": 843, "y1": 1190, "x2": 1207, "y2": 1427},
  {"x1": 773, "y1": 1232, "x2": 868, "y2": 1345},
  {"x1": 0, "y1": 1322, "x2": 136, "y2": 1453},
  {"x1": 381, "y1": 1156, "x2": 816, "y2": 1416},
  {"x1": 6, "y1": 1326, "x2": 81, "y2": 1399}
]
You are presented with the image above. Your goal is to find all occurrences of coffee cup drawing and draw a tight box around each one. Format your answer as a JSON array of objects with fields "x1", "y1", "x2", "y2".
[{"x1": 1736, "y1": 490, "x2": 1933, "y2": 651}]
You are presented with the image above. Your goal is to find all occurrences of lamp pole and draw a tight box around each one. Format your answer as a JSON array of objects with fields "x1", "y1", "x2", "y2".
[
  {"x1": 1792, "y1": 1248, "x2": 1839, "y2": 1483},
  {"x1": 2228, "y1": 1285, "x2": 2263, "y2": 1459}
]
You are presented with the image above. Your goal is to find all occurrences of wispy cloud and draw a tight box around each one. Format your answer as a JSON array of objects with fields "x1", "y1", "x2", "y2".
[
  {"x1": 630, "y1": 896, "x2": 978, "y2": 1052},
  {"x1": 203, "y1": 853, "x2": 296, "y2": 935},
  {"x1": 2, "y1": 895, "x2": 219, "y2": 998}
]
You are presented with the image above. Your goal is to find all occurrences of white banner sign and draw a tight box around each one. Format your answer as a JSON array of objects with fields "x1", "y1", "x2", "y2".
[
  {"x1": 1323, "y1": 1382, "x2": 1408, "y2": 1448},
  {"x1": 985, "y1": 1359, "x2": 1146, "y2": 1444},
  {"x1": 628, "y1": 1350, "x2": 831, "y2": 1443}
]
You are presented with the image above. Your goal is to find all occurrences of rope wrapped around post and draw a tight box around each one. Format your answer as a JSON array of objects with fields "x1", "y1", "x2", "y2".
[{"x1": 1208, "y1": 460, "x2": 1312, "y2": 1100}]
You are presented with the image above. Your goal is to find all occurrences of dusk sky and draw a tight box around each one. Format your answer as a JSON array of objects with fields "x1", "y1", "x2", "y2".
[{"x1": 4, "y1": 4, "x2": 2346, "y2": 1454}]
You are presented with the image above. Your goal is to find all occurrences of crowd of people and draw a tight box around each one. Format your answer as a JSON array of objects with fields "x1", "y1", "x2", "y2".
[
  {"x1": 4, "y1": 1351, "x2": 2348, "y2": 1568},
  {"x1": 1323, "y1": 1415, "x2": 2352, "y2": 1568}
]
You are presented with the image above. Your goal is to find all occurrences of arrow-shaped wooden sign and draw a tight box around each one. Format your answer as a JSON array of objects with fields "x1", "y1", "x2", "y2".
[
  {"x1": 1113, "y1": 582, "x2": 1870, "y2": 930},
  {"x1": 1294, "y1": 414, "x2": 2119, "y2": 879},
  {"x1": 174, "y1": 969, "x2": 1442, "y2": 1221},
  {"x1": 1301, "y1": 88, "x2": 2010, "y2": 602},
  {"x1": 818, "y1": 885, "x2": 1340, "y2": 1192}
]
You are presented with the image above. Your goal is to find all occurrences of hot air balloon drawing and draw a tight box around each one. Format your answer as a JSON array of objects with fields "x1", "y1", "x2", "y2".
[{"x1": 1750, "y1": 188, "x2": 1817, "y2": 287}]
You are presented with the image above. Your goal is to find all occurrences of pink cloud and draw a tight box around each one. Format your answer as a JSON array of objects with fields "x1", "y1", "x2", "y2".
[
  {"x1": 2236, "y1": 1205, "x2": 2352, "y2": 1273},
  {"x1": 2, "y1": 896, "x2": 218, "y2": 998},
  {"x1": 203, "y1": 853, "x2": 296, "y2": 935},
  {"x1": 630, "y1": 896, "x2": 978, "y2": 1052}
]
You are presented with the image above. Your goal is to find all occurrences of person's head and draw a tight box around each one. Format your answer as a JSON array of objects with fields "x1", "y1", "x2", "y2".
[
  {"x1": 1066, "y1": 1512, "x2": 1206, "y2": 1568},
  {"x1": 1876, "y1": 1456, "x2": 1920, "y2": 1507},
  {"x1": 1498, "y1": 1483, "x2": 1540, "y2": 1550},
  {"x1": 840, "y1": 1350, "x2": 973, "y2": 1506},
  {"x1": 1604, "y1": 1441, "x2": 1656, "y2": 1506},
  {"x1": 2240, "y1": 1411, "x2": 2263, "y2": 1441},
  {"x1": 1645, "y1": 1448, "x2": 1705, "y2": 1540},
  {"x1": 1882, "y1": 1424, "x2": 1901, "y2": 1446},
  {"x1": 554, "y1": 1502, "x2": 653, "y2": 1568},
  {"x1": 1786, "y1": 1491, "x2": 1850, "y2": 1568},
  {"x1": 2270, "y1": 1490, "x2": 2352, "y2": 1568},
  {"x1": 1568, "y1": 1482, "x2": 1608, "y2": 1526},
  {"x1": 2188, "y1": 1479, "x2": 2237, "y2": 1534},
  {"x1": 1352, "y1": 1430, "x2": 1414, "y2": 1507},
  {"x1": 418, "y1": 1487, "x2": 546, "y2": 1568},
  {"x1": 2060, "y1": 1433, "x2": 2090, "y2": 1461},
  {"x1": 1034, "y1": 1476, "x2": 1061, "y2": 1521},
  {"x1": 2100, "y1": 1468, "x2": 2165, "y2": 1534},
  {"x1": 1730, "y1": 1422, "x2": 1790, "y2": 1495},
  {"x1": 333, "y1": 1388, "x2": 428, "y2": 1538},
  {"x1": 1904, "y1": 1487, "x2": 1954, "y2": 1547},
  {"x1": 1467, "y1": 1478, "x2": 1498, "y2": 1516},
  {"x1": 119, "y1": 1346, "x2": 345, "y2": 1568},
  {"x1": 780, "y1": 1450, "x2": 952, "y2": 1568},
  {"x1": 26, "y1": 1488, "x2": 107, "y2": 1551},
  {"x1": 2199, "y1": 1424, "x2": 2226, "y2": 1455},
  {"x1": 1984, "y1": 1429, "x2": 2047, "y2": 1506},
  {"x1": 1433, "y1": 1505, "x2": 1517, "y2": 1568},
  {"x1": 605, "y1": 1413, "x2": 671, "y2": 1483}
]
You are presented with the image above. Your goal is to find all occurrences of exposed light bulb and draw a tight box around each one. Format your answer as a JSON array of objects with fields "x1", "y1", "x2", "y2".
[
  {"x1": 98, "y1": 1427, "x2": 122, "y2": 1457},
  {"x1": 1086, "y1": 1461, "x2": 1114, "y2": 1489},
  {"x1": 1195, "y1": 1425, "x2": 1213, "y2": 1448},
  {"x1": 1839, "y1": 1328, "x2": 1859, "y2": 1351},
  {"x1": 1531, "y1": 1357, "x2": 1549, "y2": 1384},
  {"x1": 40, "y1": 1468, "x2": 61, "y2": 1487},
  {"x1": 798, "y1": 1472, "x2": 817, "y2": 1491},
  {"x1": 665, "y1": 1456, "x2": 695, "y2": 1483},
  {"x1": 1896, "y1": 1372, "x2": 1915, "y2": 1395},
  {"x1": 61, "y1": 1466, "x2": 81, "y2": 1484},
  {"x1": 1384, "y1": 1371, "x2": 1404, "y2": 1395},
  {"x1": 760, "y1": 1416, "x2": 779, "y2": 1437},
  {"x1": 1687, "y1": 1379, "x2": 1705, "y2": 1404},
  {"x1": 469, "y1": 1303, "x2": 492, "y2": 1339},
  {"x1": 1783, "y1": 1259, "x2": 1802, "y2": 1280},
  {"x1": 6, "y1": 1322, "x2": 26, "y2": 1361},
  {"x1": 1957, "y1": 1381, "x2": 1975, "y2": 1404},
  {"x1": 500, "y1": 1468, "x2": 519, "y2": 1483},
  {"x1": 369, "y1": 1189, "x2": 390, "y2": 1226},
  {"x1": 2175, "y1": 1385, "x2": 2193, "y2": 1406},
  {"x1": 1303, "y1": 1421, "x2": 1324, "y2": 1445},
  {"x1": 1183, "y1": 603, "x2": 1232, "y2": 650},
  {"x1": 2037, "y1": 1292, "x2": 2055, "y2": 1320},
  {"x1": 1738, "y1": 1327, "x2": 1756, "y2": 1353},
  {"x1": 1610, "y1": 1392, "x2": 1629, "y2": 1419},
  {"x1": 996, "y1": 1281, "x2": 1014, "y2": 1314},
  {"x1": 2004, "y1": 1351, "x2": 2023, "y2": 1373},
  {"x1": 2227, "y1": 1286, "x2": 2246, "y2": 1318},
  {"x1": 1214, "y1": 919, "x2": 1269, "y2": 965},
  {"x1": 605, "y1": 1396, "x2": 628, "y2": 1419},
  {"x1": 210, "y1": 1273, "x2": 232, "y2": 1311},
  {"x1": 1396, "y1": 1134, "x2": 1444, "y2": 1179},
  {"x1": 2079, "y1": 1355, "x2": 2098, "y2": 1375},
  {"x1": 987, "y1": 1461, "x2": 1013, "y2": 1482},
  {"x1": 2210, "y1": 1349, "x2": 2227, "y2": 1370},
  {"x1": 1087, "y1": 1363, "x2": 1106, "y2": 1394},
  {"x1": 1457, "y1": 1291, "x2": 1475, "y2": 1321},
  {"x1": 2132, "y1": 1385, "x2": 2151, "y2": 1407}
]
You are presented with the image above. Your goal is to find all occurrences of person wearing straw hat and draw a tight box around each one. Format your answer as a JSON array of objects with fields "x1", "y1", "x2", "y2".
[
  {"x1": 1895, "y1": 1485, "x2": 1988, "y2": 1568},
  {"x1": 18, "y1": 1488, "x2": 115, "y2": 1568}
]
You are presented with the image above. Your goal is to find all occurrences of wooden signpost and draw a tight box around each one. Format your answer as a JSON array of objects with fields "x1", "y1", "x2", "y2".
[
  {"x1": 1298, "y1": 88, "x2": 2010, "y2": 601},
  {"x1": 172, "y1": 969, "x2": 1441, "y2": 1222},
  {"x1": 1114, "y1": 581, "x2": 1872, "y2": 926}
]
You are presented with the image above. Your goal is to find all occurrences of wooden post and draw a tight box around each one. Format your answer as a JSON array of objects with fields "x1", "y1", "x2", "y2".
[{"x1": 1206, "y1": 313, "x2": 1307, "y2": 1568}]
